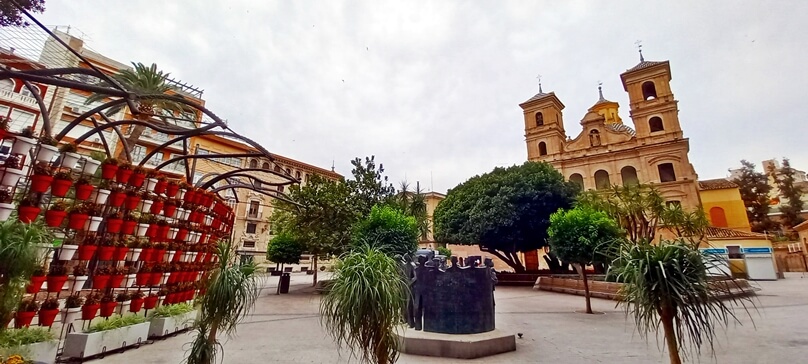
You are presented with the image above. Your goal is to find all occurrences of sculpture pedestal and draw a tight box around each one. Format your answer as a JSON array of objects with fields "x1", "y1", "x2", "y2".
[{"x1": 396, "y1": 328, "x2": 515, "y2": 359}]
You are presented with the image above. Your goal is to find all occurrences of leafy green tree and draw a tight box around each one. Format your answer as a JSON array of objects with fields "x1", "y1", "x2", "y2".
[
  {"x1": 548, "y1": 206, "x2": 623, "y2": 314},
  {"x1": 266, "y1": 233, "x2": 304, "y2": 267},
  {"x1": 772, "y1": 158, "x2": 804, "y2": 229},
  {"x1": 352, "y1": 205, "x2": 418, "y2": 258},
  {"x1": 0, "y1": 0, "x2": 45, "y2": 27},
  {"x1": 0, "y1": 220, "x2": 50, "y2": 330},
  {"x1": 610, "y1": 239, "x2": 753, "y2": 364},
  {"x1": 187, "y1": 242, "x2": 259, "y2": 364},
  {"x1": 732, "y1": 160, "x2": 778, "y2": 232},
  {"x1": 436, "y1": 246, "x2": 452, "y2": 259},
  {"x1": 320, "y1": 245, "x2": 409, "y2": 364},
  {"x1": 272, "y1": 174, "x2": 356, "y2": 285},
  {"x1": 346, "y1": 156, "x2": 396, "y2": 218},
  {"x1": 433, "y1": 162, "x2": 579, "y2": 272}
]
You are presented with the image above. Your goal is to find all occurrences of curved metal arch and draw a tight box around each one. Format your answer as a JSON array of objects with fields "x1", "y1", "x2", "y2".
[
  {"x1": 20, "y1": 80, "x2": 51, "y2": 136},
  {"x1": 55, "y1": 99, "x2": 129, "y2": 140},
  {"x1": 0, "y1": 69, "x2": 129, "y2": 97},
  {"x1": 153, "y1": 152, "x2": 264, "y2": 171},
  {"x1": 205, "y1": 172, "x2": 288, "y2": 189},
  {"x1": 210, "y1": 183, "x2": 300, "y2": 207},
  {"x1": 98, "y1": 113, "x2": 134, "y2": 163},
  {"x1": 197, "y1": 168, "x2": 298, "y2": 189},
  {"x1": 143, "y1": 130, "x2": 285, "y2": 170}
]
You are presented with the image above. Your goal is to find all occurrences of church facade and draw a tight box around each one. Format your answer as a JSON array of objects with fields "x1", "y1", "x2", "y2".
[{"x1": 521, "y1": 57, "x2": 701, "y2": 210}]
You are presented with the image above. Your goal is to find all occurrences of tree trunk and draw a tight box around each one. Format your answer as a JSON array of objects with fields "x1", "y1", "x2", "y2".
[
  {"x1": 660, "y1": 306, "x2": 682, "y2": 364},
  {"x1": 312, "y1": 255, "x2": 318, "y2": 287},
  {"x1": 581, "y1": 266, "x2": 593, "y2": 314},
  {"x1": 482, "y1": 248, "x2": 525, "y2": 272}
]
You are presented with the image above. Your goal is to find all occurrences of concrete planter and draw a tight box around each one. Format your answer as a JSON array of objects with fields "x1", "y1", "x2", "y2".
[
  {"x1": 4, "y1": 340, "x2": 59, "y2": 364},
  {"x1": 63, "y1": 322, "x2": 150, "y2": 359},
  {"x1": 148, "y1": 309, "x2": 198, "y2": 338}
]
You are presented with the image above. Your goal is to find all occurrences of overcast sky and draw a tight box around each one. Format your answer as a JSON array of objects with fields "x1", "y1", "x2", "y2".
[{"x1": 34, "y1": 1, "x2": 808, "y2": 193}]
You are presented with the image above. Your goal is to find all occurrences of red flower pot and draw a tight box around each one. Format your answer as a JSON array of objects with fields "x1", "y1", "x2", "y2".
[
  {"x1": 116, "y1": 168, "x2": 133, "y2": 183},
  {"x1": 136, "y1": 272, "x2": 150, "y2": 286},
  {"x1": 51, "y1": 179, "x2": 73, "y2": 197},
  {"x1": 77, "y1": 245, "x2": 97, "y2": 260},
  {"x1": 109, "y1": 274, "x2": 125, "y2": 288},
  {"x1": 139, "y1": 247, "x2": 154, "y2": 262},
  {"x1": 150, "y1": 200, "x2": 164, "y2": 214},
  {"x1": 195, "y1": 252, "x2": 205, "y2": 263},
  {"x1": 146, "y1": 224, "x2": 158, "y2": 238},
  {"x1": 92, "y1": 275, "x2": 110, "y2": 289},
  {"x1": 165, "y1": 293, "x2": 176, "y2": 304},
  {"x1": 130, "y1": 298, "x2": 144, "y2": 313},
  {"x1": 75, "y1": 183, "x2": 94, "y2": 200},
  {"x1": 154, "y1": 180, "x2": 167, "y2": 195},
  {"x1": 99, "y1": 301, "x2": 116, "y2": 317},
  {"x1": 44, "y1": 210, "x2": 67, "y2": 227},
  {"x1": 81, "y1": 304, "x2": 99, "y2": 320},
  {"x1": 129, "y1": 172, "x2": 146, "y2": 188},
  {"x1": 122, "y1": 220, "x2": 136, "y2": 235},
  {"x1": 168, "y1": 272, "x2": 178, "y2": 284},
  {"x1": 172, "y1": 251, "x2": 183, "y2": 262},
  {"x1": 113, "y1": 246, "x2": 129, "y2": 261},
  {"x1": 153, "y1": 249, "x2": 166, "y2": 262},
  {"x1": 166, "y1": 183, "x2": 179, "y2": 198},
  {"x1": 124, "y1": 195, "x2": 141, "y2": 210},
  {"x1": 157, "y1": 225, "x2": 169, "y2": 240},
  {"x1": 67, "y1": 213, "x2": 89, "y2": 230},
  {"x1": 163, "y1": 204, "x2": 176, "y2": 218},
  {"x1": 97, "y1": 246, "x2": 115, "y2": 261},
  {"x1": 148, "y1": 272, "x2": 162, "y2": 286},
  {"x1": 143, "y1": 296, "x2": 159, "y2": 310},
  {"x1": 176, "y1": 229, "x2": 188, "y2": 241},
  {"x1": 106, "y1": 218, "x2": 124, "y2": 233},
  {"x1": 101, "y1": 163, "x2": 118, "y2": 179},
  {"x1": 26, "y1": 276, "x2": 46, "y2": 294},
  {"x1": 17, "y1": 206, "x2": 41, "y2": 224},
  {"x1": 46, "y1": 275, "x2": 68, "y2": 292},
  {"x1": 14, "y1": 311, "x2": 36, "y2": 328},
  {"x1": 184, "y1": 190, "x2": 195, "y2": 203},
  {"x1": 38, "y1": 309, "x2": 59, "y2": 326},
  {"x1": 109, "y1": 191, "x2": 126, "y2": 207},
  {"x1": 30, "y1": 174, "x2": 53, "y2": 193}
]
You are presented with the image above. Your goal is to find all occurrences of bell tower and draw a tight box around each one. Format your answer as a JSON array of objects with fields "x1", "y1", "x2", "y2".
[
  {"x1": 520, "y1": 80, "x2": 566, "y2": 162},
  {"x1": 620, "y1": 52, "x2": 683, "y2": 141}
]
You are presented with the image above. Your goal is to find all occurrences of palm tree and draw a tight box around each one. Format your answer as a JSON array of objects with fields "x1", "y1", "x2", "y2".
[
  {"x1": 0, "y1": 219, "x2": 51, "y2": 329},
  {"x1": 397, "y1": 181, "x2": 429, "y2": 241},
  {"x1": 320, "y1": 245, "x2": 408, "y2": 364},
  {"x1": 85, "y1": 62, "x2": 193, "y2": 158},
  {"x1": 610, "y1": 239, "x2": 753, "y2": 364},
  {"x1": 185, "y1": 241, "x2": 260, "y2": 364}
]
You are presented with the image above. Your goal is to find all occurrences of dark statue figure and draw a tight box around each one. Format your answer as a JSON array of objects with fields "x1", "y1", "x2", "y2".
[{"x1": 401, "y1": 251, "x2": 498, "y2": 334}]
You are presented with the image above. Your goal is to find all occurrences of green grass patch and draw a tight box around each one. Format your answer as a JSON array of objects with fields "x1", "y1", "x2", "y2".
[
  {"x1": 0, "y1": 327, "x2": 55, "y2": 347},
  {"x1": 148, "y1": 303, "x2": 195, "y2": 319},
  {"x1": 85, "y1": 314, "x2": 146, "y2": 333}
]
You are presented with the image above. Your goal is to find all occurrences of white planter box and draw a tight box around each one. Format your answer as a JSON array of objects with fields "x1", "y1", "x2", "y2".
[
  {"x1": 36, "y1": 144, "x2": 60, "y2": 162},
  {"x1": 63, "y1": 322, "x2": 150, "y2": 359},
  {"x1": 61, "y1": 152, "x2": 82, "y2": 168},
  {"x1": 94, "y1": 189, "x2": 111, "y2": 205},
  {"x1": 126, "y1": 248, "x2": 142, "y2": 262},
  {"x1": 148, "y1": 310, "x2": 197, "y2": 338},
  {"x1": 11, "y1": 136, "x2": 37, "y2": 154},
  {"x1": 57, "y1": 244, "x2": 78, "y2": 261},
  {"x1": 80, "y1": 157, "x2": 101, "y2": 175},
  {"x1": 6, "y1": 340, "x2": 58, "y2": 364}
]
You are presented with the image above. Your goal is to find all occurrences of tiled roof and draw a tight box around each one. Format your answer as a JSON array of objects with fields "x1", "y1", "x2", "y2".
[
  {"x1": 626, "y1": 60, "x2": 667, "y2": 72},
  {"x1": 521, "y1": 91, "x2": 553, "y2": 105},
  {"x1": 698, "y1": 178, "x2": 738, "y2": 191},
  {"x1": 705, "y1": 227, "x2": 767, "y2": 239}
]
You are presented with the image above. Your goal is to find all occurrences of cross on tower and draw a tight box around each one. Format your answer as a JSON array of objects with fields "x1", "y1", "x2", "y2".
[
  {"x1": 536, "y1": 74, "x2": 543, "y2": 93},
  {"x1": 635, "y1": 40, "x2": 644, "y2": 62}
]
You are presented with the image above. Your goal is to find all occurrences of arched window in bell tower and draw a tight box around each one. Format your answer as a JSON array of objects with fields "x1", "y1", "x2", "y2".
[
  {"x1": 642, "y1": 81, "x2": 657, "y2": 100},
  {"x1": 649, "y1": 117, "x2": 664, "y2": 132},
  {"x1": 569, "y1": 173, "x2": 584, "y2": 188},
  {"x1": 594, "y1": 170, "x2": 610, "y2": 190},
  {"x1": 536, "y1": 112, "x2": 544, "y2": 126},
  {"x1": 538, "y1": 142, "x2": 547, "y2": 156}
]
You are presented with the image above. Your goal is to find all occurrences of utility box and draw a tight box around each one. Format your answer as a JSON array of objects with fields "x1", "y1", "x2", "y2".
[
  {"x1": 743, "y1": 247, "x2": 777, "y2": 280},
  {"x1": 279, "y1": 273, "x2": 291, "y2": 293}
]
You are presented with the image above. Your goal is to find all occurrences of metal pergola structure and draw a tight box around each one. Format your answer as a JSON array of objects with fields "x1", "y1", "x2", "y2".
[{"x1": 0, "y1": 4, "x2": 298, "y2": 203}]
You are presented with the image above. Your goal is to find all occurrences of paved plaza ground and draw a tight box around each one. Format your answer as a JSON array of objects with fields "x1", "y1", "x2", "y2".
[{"x1": 95, "y1": 272, "x2": 808, "y2": 363}]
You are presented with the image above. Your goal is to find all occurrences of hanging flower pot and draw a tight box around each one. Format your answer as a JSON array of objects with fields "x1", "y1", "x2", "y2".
[
  {"x1": 99, "y1": 301, "x2": 116, "y2": 317},
  {"x1": 139, "y1": 247, "x2": 154, "y2": 262},
  {"x1": 116, "y1": 167, "x2": 133, "y2": 183},
  {"x1": 1, "y1": 167, "x2": 24, "y2": 187},
  {"x1": 75, "y1": 183, "x2": 94, "y2": 200},
  {"x1": 126, "y1": 247, "x2": 142, "y2": 262},
  {"x1": 97, "y1": 245, "x2": 115, "y2": 261},
  {"x1": 136, "y1": 272, "x2": 150, "y2": 286},
  {"x1": 68, "y1": 275, "x2": 88, "y2": 292},
  {"x1": 76, "y1": 244, "x2": 97, "y2": 260},
  {"x1": 150, "y1": 200, "x2": 164, "y2": 214},
  {"x1": 168, "y1": 227, "x2": 178, "y2": 240},
  {"x1": 35, "y1": 143, "x2": 59, "y2": 162},
  {"x1": 84, "y1": 216, "x2": 103, "y2": 232},
  {"x1": 11, "y1": 135, "x2": 37, "y2": 154},
  {"x1": 172, "y1": 250, "x2": 183, "y2": 262},
  {"x1": 154, "y1": 179, "x2": 167, "y2": 194},
  {"x1": 106, "y1": 218, "x2": 124, "y2": 233},
  {"x1": 146, "y1": 224, "x2": 158, "y2": 238},
  {"x1": 183, "y1": 189, "x2": 195, "y2": 203},
  {"x1": 129, "y1": 172, "x2": 146, "y2": 188},
  {"x1": 157, "y1": 224, "x2": 169, "y2": 240},
  {"x1": 143, "y1": 296, "x2": 159, "y2": 310},
  {"x1": 163, "y1": 203, "x2": 177, "y2": 218},
  {"x1": 57, "y1": 244, "x2": 78, "y2": 260},
  {"x1": 136, "y1": 223, "x2": 150, "y2": 237},
  {"x1": 153, "y1": 248, "x2": 166, "y2": 262},
  {"x1": 145, "y1": 178, "x2": 158, "y2": 192},
  {"x1": 38, "y1": 309, "x2": 59, "y2": 326},
  {"x1": 44, "y1": 209, "x2": 67, "y2": 227},
  {"x1": 176, "y1": 228, "x2": 188, "y2": 241},
  {"x1": 81, "y1": 304, "x2": 99, "y2": 320},
  {"x1": 168, "y1": 272, "x2": 178, "y2": 284},
  {"x1": 148, "y1": 272, "x2": 162, "y2": 286},
  {"x1": 160, "y1": 272, "x2": 170, "y2": 285},
  {"x1": 165, "y1": 250, "x2": 176, "y2": 262},
  {"x1": 139, "y1": 198, "x2": 154, "y2": 214},
  {"x1": 62, "y1": 307, "x2": 81, "y2": 326},
  {"x1": 14, "y1": 311, "x2": 36, "y2": 328},
  {"x1": 29, "y1": 174, "x2": 54, "y2": 193},
  {"x1": 17, "y1": 206, "x2": 41, "y2": 224},
  {"x1": 130, "y1": 297, "x2": 144, "y2": 313},
  {"x1": 92, "y1": 275, "x2": 111, "y2": 289},
  {"x1": 114, "y1": 246, "x2": 129, "y2": 261},
  {"x1": 120, "y1": 220, "x2": 136, "y2": 235},
  {"x1": 101, "y1": 161, "x2": 119, "y2": 179},
  {"x1": 60, "y1": 152, "x2": 82, "y2": 168},
  {"x1": 51, "y1": 178, "x2": 73, "y2": 197},
  {"x1": 94, "y1": 188, "x2": 111, "y2": 204},
  {"x1": 26, "y1": 276, "x2": 46, "y2": 294},
  {"x1": 46, "y1": 275, "x2": 68, "y2": 293},
  {"x1": 80, "y1": 157, "x2": 101, "y2": 175},
  {"x1": 67, "y1": 213, "x2": 89, "y2": 230},
  {"x1": 124, "y1": 273, "x2": 137, "y2": 288},
  {"x1": 109, "y1": 274, "x2": 126, "y2": 288},
  {"x1": 109, "y1": 191, "x2": 126, "y2": 207},
  {"x1": 124, "y1": 194, "x2": 141, "y2": 210},
  {"x1": 166, "y1": 183, "x2": 179, "y2": 198},
  {"x1": 0, "y1": 202, "x2": 14, "y2": 221}
]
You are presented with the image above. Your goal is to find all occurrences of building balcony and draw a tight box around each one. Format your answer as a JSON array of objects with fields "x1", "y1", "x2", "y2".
[{"x1": 0, "y1": 89, "x2": 38, "y2": 108}]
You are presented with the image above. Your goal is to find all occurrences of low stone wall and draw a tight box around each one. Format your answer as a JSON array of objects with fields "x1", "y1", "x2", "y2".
[{"x1": 534, "y1": 276, "x2": 755, "y2": 300}]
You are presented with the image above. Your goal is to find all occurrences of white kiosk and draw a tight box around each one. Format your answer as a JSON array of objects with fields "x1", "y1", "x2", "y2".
[
  {"x1": 742, "y1": 247, "x2": 777, "y2": 280},
  {"x1": 701, "y1": 248, "x2": 731, "y2": 277}
]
